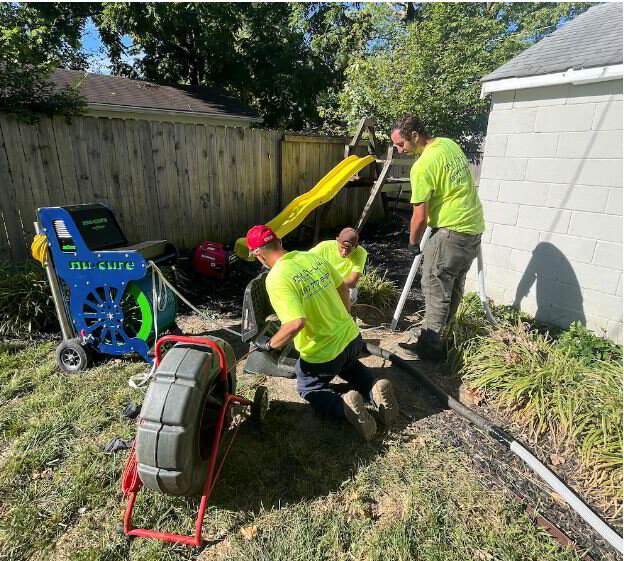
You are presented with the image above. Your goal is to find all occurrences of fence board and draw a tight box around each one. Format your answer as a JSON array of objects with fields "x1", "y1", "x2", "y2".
[
  {"x1": 36, "y1": 118, "x2": 65, "y2": 206},
  {"x1": 18, "y1": 120, "x2": 52, "y2": 217},
  {"x1": 111, "y1": 118, "x2": 139, "y2": 243},
  {"x1": 0, "y1": 123, "x2": 26, "y2": 259},
  {"x1": 98, "y1": 118, "x2": 128, "y2": 234},
  {"x1": 195, "y1": 125, "x2": 212, "y2": 240},
  {"x1": 51, "y1": 116, "x2": 81, "y2": 206},
  {"x1": 1, "y1": 116, "x2": 38, "y2": 246},
  {"x1": 173, "y1": 123, "x2": 194, "y2": 246},
  {"x1": 214, "y1": 126, "x2": 230, "y2": 242},
  {"x1": 158, "y1": 122, "x2": 182, "y2": 247},
  {"x1": 137, "y1": 120, "x2": 161, "y2": 240},
  {"x1": 83, "y1": 117, "x2": 109, "y2": 205},
  {"x1": 150, "y1": 121, "x2": 174, "y2": 245},
  {"x1": 123, "y1": 120, "x2": 149, "y2": 242},
  {"x1": 184, "y1": 124, "x2": 201, "y2": 245},
  {"x1": 205, "y1": 126, "x2": 220, "y2": 239}
]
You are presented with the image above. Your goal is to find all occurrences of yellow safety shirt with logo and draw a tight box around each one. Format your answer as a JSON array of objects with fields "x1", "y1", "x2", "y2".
[
  {"x1": 265, "y1": 251, "x2": 359, "y2": 363},
  {"x1": 308, "y1": 240, "x2": 368, "y2": 281},
  {"x1": 410, "y1": 137, "x2": 485, "y2": 235}
]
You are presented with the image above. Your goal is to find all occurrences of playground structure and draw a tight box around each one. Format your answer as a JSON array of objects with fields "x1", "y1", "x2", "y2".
[{"x1": 234, "y1": 153, "x2": 375, "y2": 260}]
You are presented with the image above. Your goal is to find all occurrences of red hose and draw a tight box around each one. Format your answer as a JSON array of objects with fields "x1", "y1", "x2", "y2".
[{"x1": 121, "y1": 442, "x2": 142, "y2": 495}]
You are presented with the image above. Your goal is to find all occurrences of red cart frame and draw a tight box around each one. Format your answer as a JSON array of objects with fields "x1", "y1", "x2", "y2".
[{"x1": 122, "y1": 335, "x2": 253, "y2": 546}]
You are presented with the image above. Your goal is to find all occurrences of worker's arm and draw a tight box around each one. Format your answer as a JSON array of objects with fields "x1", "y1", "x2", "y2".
[
  {"x1": 410, "y1": 202, "x2": 428, "y2": 245},
  {"x1": 337, "y1": 281, "x2": 351, "y2": 312},
  {"x1": 267, "y1": 318, "x2": 305, "y2": 350},
  {"x1": 343, "y1": 271, "x2": 361, "y2": 289}
]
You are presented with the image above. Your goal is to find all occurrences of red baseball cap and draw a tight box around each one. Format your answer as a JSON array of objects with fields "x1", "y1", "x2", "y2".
[{"x1": 247, "y1": 225, "x2": 278, "y2": 251}]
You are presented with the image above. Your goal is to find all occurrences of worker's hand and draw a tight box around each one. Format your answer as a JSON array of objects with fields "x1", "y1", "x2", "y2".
[
  {"x1": 408, "y1": 242, "x2": 421, "y2": 256},
  {"x1": 254, "y1": 336, "x2": 272, "y2": 352}
]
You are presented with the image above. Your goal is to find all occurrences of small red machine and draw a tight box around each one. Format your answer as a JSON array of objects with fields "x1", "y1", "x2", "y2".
[{"x1": 192, "y1": 242, "x2": 236, "y2": 279}]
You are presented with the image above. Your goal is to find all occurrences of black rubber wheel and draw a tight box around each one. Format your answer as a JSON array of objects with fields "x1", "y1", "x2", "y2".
[
  {"x1": 135, "y1": 338, "x2": 237, "y2": 497},
  {"x1": 56, "y1": 338, "x2": 89, "y2": 373},
  {"x1": 251, "y1": 386, "x2": 268, "y2": 423}
]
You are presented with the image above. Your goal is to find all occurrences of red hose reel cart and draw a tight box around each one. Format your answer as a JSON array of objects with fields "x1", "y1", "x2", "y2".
[{"x1": 119, "y1": 335, "x2": 268, "y2": 546}]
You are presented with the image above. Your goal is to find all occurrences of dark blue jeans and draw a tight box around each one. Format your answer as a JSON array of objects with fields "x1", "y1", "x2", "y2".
[{"x1": 295, "y1": 334, "x2": 377, "y2": 418}]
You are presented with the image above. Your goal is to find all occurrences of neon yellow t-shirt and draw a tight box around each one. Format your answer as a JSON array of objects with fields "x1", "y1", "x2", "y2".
[
  {"x1": 410, "y1": 138, "x2": 484, "y2": 235},
  {"x1": 308, "y1": 240, "x2": 368, "y2": 281},
  {"x1": 265, "y1": 251, "x2": 359, "y2": 363}
]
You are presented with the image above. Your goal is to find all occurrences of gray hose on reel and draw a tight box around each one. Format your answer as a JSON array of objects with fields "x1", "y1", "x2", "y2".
[{"x1": 365, "y1": 343, "x2": 623, "y2": 554}]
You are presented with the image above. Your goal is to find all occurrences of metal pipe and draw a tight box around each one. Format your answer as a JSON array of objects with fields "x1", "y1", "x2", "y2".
[
  {"x1": 390, "y1": 226, "x2": 431, "y2": 331},
  {"x1": 34, "y1": 222, "x2": 73, "y2": 340},
  {"x1": 365, "y1": 343, "x2": 623, "y2": 554},
  {"x1": 476, "y1": 247, "x2": 497, "y2": 326}
]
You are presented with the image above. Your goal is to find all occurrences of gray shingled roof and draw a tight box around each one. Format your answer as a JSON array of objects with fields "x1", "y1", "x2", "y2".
[
  {"x1": 48, "y1": 68, "x2": 260, "y2": 120},
  {"x1": 482, "y1": 3, "x2": 623, "y2": 83}
]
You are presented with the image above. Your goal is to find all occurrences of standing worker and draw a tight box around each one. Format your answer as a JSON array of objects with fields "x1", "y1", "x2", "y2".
[
  {"x1": 246, "y1": 225, "x2": 398, "y2": 440},
  {"x1": 309, "y1": 227, "x2": 368, "y2": 304},
  {"x1": 390, "y1": 115, "x2": 485, "y2": 360}
]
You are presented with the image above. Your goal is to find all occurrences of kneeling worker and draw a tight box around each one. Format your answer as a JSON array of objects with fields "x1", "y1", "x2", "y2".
[
  {"x1": 309, "y1": 227, "x2": 367, "y2": 304},
  {"x1": 247, "y1": 225, "x2": 398, "y2": 440}
]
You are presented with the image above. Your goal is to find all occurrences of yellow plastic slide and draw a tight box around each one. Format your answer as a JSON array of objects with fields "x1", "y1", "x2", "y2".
[{"x1": 235, "y1": 154, "x2": 375, "y2": 260}]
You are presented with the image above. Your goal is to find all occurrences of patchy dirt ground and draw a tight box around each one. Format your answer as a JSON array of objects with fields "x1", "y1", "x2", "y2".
[{"x1": 163, "y1": 220, "x2": 620, "y2": 561}]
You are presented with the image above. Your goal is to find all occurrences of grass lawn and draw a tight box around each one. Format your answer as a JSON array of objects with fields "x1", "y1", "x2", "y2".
[{"x1": 0, "y1": 338, "x2": 586, "y2": 561}]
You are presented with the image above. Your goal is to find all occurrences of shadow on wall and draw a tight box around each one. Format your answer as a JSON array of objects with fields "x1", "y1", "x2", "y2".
[{"x1": 513, "y1": 242, "x2": 585, "y2": 327}]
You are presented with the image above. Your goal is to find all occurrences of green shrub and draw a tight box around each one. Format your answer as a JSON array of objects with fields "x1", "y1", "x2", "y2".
[
  {"x1": 555, "y1": 321, "x2": 622, "y2": 366},
  {"x1": 0, "y1": 260, "x2": 56, "y2": 335},
  {"x1": 451, "y1": 296, "x2": 623, "y2": 518},
  {"x1": 356, "y1": 267, "x2": 399, "y2": 310}
]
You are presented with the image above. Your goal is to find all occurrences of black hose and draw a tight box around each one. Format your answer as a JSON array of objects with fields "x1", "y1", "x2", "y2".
[{"x1": 365, "y1": 343, "x2": 513, "y2": 448}]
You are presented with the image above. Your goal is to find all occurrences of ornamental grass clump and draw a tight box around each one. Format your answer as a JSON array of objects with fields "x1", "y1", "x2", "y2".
[
  {"x1": 0, "y1": 260, "x2": 55, "y2": 335},
  {"x1": 357, "y1": 267, "x2": 399, "y2": 310},
  {"x1": 460, "y1": 320, "x2": 623, "y2": 518}
]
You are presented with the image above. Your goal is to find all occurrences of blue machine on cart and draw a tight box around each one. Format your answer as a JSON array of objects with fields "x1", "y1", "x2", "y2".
[{"x1": 36, "y1": 204, "x2": 178, "y2": 372}]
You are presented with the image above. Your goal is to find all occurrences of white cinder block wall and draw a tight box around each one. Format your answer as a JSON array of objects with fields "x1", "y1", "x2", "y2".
[{"x1": 466, "y1": 80, "x2": 623, "y2": 343}]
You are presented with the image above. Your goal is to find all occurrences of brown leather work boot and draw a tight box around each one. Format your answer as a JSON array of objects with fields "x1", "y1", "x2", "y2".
[
  {"x1": 371, "y1": 379, "x2": 399, "y2": 425},
  {"x1": 342, "y1": 390, "x2": 377, "y2": 441}
]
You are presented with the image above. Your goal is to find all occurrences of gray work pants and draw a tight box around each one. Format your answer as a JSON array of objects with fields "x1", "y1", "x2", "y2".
[{"x1": 421, "y1": 227, "x2": 482, "y2": 338}]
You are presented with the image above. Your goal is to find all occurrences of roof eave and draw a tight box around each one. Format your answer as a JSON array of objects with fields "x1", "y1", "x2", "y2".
[
  {"x1": 480, "y1": 64, "x2": 624, "y2": 99},
  {"x1": 87, "y1": 102, "x2": 262, "y2": 123}
]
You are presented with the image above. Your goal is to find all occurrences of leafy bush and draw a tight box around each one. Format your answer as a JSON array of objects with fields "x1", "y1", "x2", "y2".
[
  {"x1": 356, "y1": 267, "x2": 399, "y2": 310},
  {"x1": 555, "y1": 321, "x2": 622, "y2": 366},
  {"x1": 0, "y1": 260, "x2": 56, "y2": 335},
  {"x1": 451, "y1": 294, "x2": 623, "y2": 518}
]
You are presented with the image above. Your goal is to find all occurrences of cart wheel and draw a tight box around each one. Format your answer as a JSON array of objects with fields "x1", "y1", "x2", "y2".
[
  {"x1": 56, "y1": 338, "x2": 89, "y2": 373},
  {"x1": 251, "y1": 386, "x2": 268, "y2": 423}
]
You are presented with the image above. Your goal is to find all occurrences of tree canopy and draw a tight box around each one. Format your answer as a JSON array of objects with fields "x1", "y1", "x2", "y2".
[
  {"x1": 336, "y1": 2, "x2": 593, "y2": 153},
  {"x1": 1, "y1": 2, "x2": 593, "y2": 136},
  {"x1": 0, "y1": 2, "x2": 90, "y2": 119}
]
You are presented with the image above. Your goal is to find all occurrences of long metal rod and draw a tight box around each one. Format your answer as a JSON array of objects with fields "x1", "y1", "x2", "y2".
[
  {"x1": 390, "y1": 227, "x2": 431, "y2": 330},
  {"x1": 476, "y1": 247, "x2": 497, "y2": 325},
  {"x1": 391, "y1": 231, "x2": 497, "y2": 330},
  {"x1": 34, "y1": 222, "x2": 73, "y2": 340},
  {"x1": 365, "y1": 343, "x2": 623, "y2": 555}
]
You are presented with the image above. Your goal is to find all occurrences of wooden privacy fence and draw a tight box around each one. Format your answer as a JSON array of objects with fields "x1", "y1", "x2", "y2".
[
  {"x1": 0, "y1": 113, "x2": 481, "y2": 261},
  {"x1": 0, "y1": 113, "x2": 283, "y2": 261}
]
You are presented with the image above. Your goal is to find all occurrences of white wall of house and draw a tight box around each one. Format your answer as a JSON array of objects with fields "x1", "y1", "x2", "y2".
[{"x1": 467, "y1": 79, "x2": 623, "y2": 343}]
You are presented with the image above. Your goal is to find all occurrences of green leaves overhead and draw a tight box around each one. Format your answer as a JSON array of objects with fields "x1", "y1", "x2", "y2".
[{"x1": 338, "y1": 2, "x2": 593, "y2": 152}]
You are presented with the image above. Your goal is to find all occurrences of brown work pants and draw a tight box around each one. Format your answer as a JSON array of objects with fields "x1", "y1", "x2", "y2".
[{"x1": 420, "y1": 227, "x2": 481, "y2": 341}]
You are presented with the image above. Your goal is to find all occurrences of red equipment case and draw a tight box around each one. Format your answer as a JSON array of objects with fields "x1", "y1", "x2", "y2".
[{"x1": 192, "y1": 242, "x2": 236, "y2": 279}]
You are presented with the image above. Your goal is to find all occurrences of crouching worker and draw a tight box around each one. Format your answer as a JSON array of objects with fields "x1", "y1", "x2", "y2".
[
  {"x1": 247, "y1": 225, "x2": 398, "y2": 441},
  {"x1": 309, "y1": 227, "x2": 367, "y2": 305}
]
